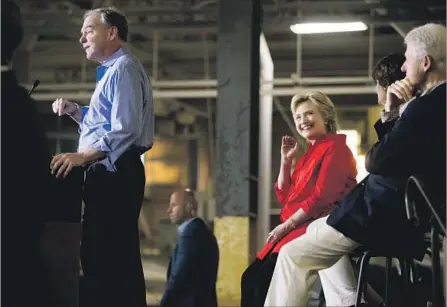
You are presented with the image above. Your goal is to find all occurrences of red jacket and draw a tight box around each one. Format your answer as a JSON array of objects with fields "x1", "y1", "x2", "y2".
[{"x1": 257, "y1": 134, "x2": 358, "y2": 260}]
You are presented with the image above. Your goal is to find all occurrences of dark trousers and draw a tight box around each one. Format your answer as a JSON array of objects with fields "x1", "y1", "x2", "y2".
[
  {"x1": 80, "y1": 151, "x2": 147, "y2": 307},
  {"x1": 241, "y1": 253, "x2": 278, "y2": 307}
]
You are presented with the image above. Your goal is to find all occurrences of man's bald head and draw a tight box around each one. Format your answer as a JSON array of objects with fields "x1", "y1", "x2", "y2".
[{"x1": 167, "y1": 189, "x2": 198, "y2": 225}]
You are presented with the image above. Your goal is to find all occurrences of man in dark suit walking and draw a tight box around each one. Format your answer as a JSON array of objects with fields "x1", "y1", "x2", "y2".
[
  {"x1": 161, "y1": 189, "x2": 219, "y2": 307},
  {"x1": 264, "y1": 23, "x2": 446, "y2": 306}
]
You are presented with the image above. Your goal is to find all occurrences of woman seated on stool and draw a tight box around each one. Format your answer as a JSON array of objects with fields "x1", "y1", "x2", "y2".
[{"x1": 241, "y1": 91, "x2": 359, "y2": 307}]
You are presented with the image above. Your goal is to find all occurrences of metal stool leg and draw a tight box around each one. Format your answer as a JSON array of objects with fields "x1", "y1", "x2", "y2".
[
  {"x1": 383, "y1": 257, "x2": 392, "y2": 307},
  {"x1": 431, "y1": 227, "x2": 445, "y2": 307},
  {"x1": 396, "y1": 258, "x2": 412, "y2": 306},
  {"x1": 355, "y1": 251, "x2": 371, "y2": 307}
]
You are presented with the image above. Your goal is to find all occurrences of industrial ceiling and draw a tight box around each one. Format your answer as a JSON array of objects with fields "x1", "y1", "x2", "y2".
[{"x1": 14, "y1": 0, "x2": 446, "y2": 119}]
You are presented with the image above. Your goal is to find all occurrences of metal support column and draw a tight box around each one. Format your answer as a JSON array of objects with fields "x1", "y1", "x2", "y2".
[
  {"x1": 295, "y1": 9, "x2": 303, "y2": 81},
  {"x1": 203, "y1": 33, "x2": 215, "y2": 198},
  {"x1": 152, "y1": 30, "x2": 159, "y2": 81},
  {"x1": 368, "y1": 11, "x2": 375, "y2": 77},
  {"x1": 296, "y1": 33, "x2": 302, "y2": 80},
  {"x1": 258, "y1": 33, "x2": 273, "y2": 252},
  {"x1": 214, "y1": 0, "x2": 261, "y2": 305}
]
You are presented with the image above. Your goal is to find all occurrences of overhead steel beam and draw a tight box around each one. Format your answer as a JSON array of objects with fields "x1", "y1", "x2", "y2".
[
  {"x1": 31, "y1": 33, "x2": 404, "y2": 52},
  {"x1": 23, "y1": 11, "x2": 446, "y2": 33},
  {"x1": 272, "y1": 0, "x2": 445, "y2": 10},
  {"x1": 389, "y1": 22, "x2": 419, "y2": 38},
  {"x1": 21, "y1": 0, "x2": 444, "y2": 16}
]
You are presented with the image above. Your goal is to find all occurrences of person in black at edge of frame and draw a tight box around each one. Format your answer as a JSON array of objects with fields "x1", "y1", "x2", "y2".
[{"x1": 1, "y1": 0, "x2": 51, "y2": 305}]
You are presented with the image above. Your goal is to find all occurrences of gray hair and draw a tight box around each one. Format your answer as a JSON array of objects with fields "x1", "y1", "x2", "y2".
[
  {"x1": 84, "y1": 7, "x2": 128, "y2": 42},
  {"x1": 404, "y1": 23, "x2": 446, "y2": 73}
]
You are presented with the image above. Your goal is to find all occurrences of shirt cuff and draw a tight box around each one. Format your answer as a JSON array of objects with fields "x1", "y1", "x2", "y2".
[
  {"x1": 380, "y1": 109, "x2": 399, "y2": 123},
  {"x1": 94, "y1": 138, "x2": 112, "y2": 153},
  {"x1": 300, "y1": 201, "x2": 312, "y2": 214}
]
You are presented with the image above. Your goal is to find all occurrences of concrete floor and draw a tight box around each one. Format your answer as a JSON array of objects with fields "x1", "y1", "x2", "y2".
[{"x1": 141, "y1": 243, "x2": 169, "y2": 306}]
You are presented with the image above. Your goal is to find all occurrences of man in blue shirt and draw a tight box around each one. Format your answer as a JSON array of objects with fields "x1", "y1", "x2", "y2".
[{"x1": 50, "y1": 7, "x2": 153, "y2": 307}]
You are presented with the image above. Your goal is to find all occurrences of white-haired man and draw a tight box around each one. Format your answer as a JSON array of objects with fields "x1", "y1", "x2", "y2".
[{"x1": 264, "y1": 23, "x2": 446, "y2": 307}]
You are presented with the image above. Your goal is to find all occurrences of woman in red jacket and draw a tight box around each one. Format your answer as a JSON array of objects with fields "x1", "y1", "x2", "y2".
[{"x1": 240, "y1": 91, "x2": 358, "y2": 307}]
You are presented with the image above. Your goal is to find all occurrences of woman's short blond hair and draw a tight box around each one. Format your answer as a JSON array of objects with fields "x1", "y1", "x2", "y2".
[{"x1": 290, "y1": 91, "x2": 339, "y2": 134}]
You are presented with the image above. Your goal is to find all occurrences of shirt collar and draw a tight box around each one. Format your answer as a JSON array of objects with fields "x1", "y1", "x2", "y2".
[
  {"x1": 95, "y1": 48, "x2": 128, "y2": 83},
  {"x1": 421, "y1": 80, "x2": 446, "y2": 96},
  {"x1": 178, "y1": 217, "x2": 196, "y2": 234},
  {"x1": 101, "y1": 47, "x2": 128, "y2": 67}
]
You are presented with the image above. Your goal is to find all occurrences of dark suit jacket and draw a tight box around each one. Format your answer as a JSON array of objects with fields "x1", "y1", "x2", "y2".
[
  {"x1": 328, "y1": 83, "x2": 446, "y2": 259},
  {"x1": 161, "y1": 217, "x2": 219, "y2": 307}
]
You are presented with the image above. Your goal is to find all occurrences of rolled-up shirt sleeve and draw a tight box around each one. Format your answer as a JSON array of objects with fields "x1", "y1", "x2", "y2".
[
  {"x1": 274, "y1": 181, "x2": 290, "y2": 206},
  {"x1": 89, "y1": 66, "x2": 143, "y2": 164}
]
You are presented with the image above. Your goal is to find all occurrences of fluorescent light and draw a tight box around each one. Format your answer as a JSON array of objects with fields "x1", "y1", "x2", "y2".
[{"x1": 290, "y1": 22, "x2": 368, "y2": 34}]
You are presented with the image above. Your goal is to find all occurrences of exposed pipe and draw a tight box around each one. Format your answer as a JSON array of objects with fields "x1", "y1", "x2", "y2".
[
  {"x1": 23, "y1": 76, "x2": 374, "y2": 91},
  {"x1": 29, "y1": 85, "x2": 376, "y2": 101}
]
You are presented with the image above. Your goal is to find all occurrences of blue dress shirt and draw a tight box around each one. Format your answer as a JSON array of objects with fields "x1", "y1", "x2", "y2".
[{"x1": 78, "y1": 48, "x2": 154, "y2": 171}]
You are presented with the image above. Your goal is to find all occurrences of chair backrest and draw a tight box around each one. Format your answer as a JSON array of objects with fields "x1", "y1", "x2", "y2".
[{"x1": 405, "y1": 175, "x2": 446, "y2": 236}]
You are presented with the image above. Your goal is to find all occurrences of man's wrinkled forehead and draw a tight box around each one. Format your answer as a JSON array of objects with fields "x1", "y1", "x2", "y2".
[{"x1": 81, "y1": 13, "x2": 101, "y2": 31}]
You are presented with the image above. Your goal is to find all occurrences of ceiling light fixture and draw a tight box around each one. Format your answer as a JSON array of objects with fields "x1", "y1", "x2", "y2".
[{"x1": 290, "y1": 22, "x2": 368, "y2": 34}]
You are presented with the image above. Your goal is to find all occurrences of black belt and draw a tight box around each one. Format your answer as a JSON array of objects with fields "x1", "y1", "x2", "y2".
[{"x1": 130, "y1": 144, "x2": 151, "y2": 155}]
